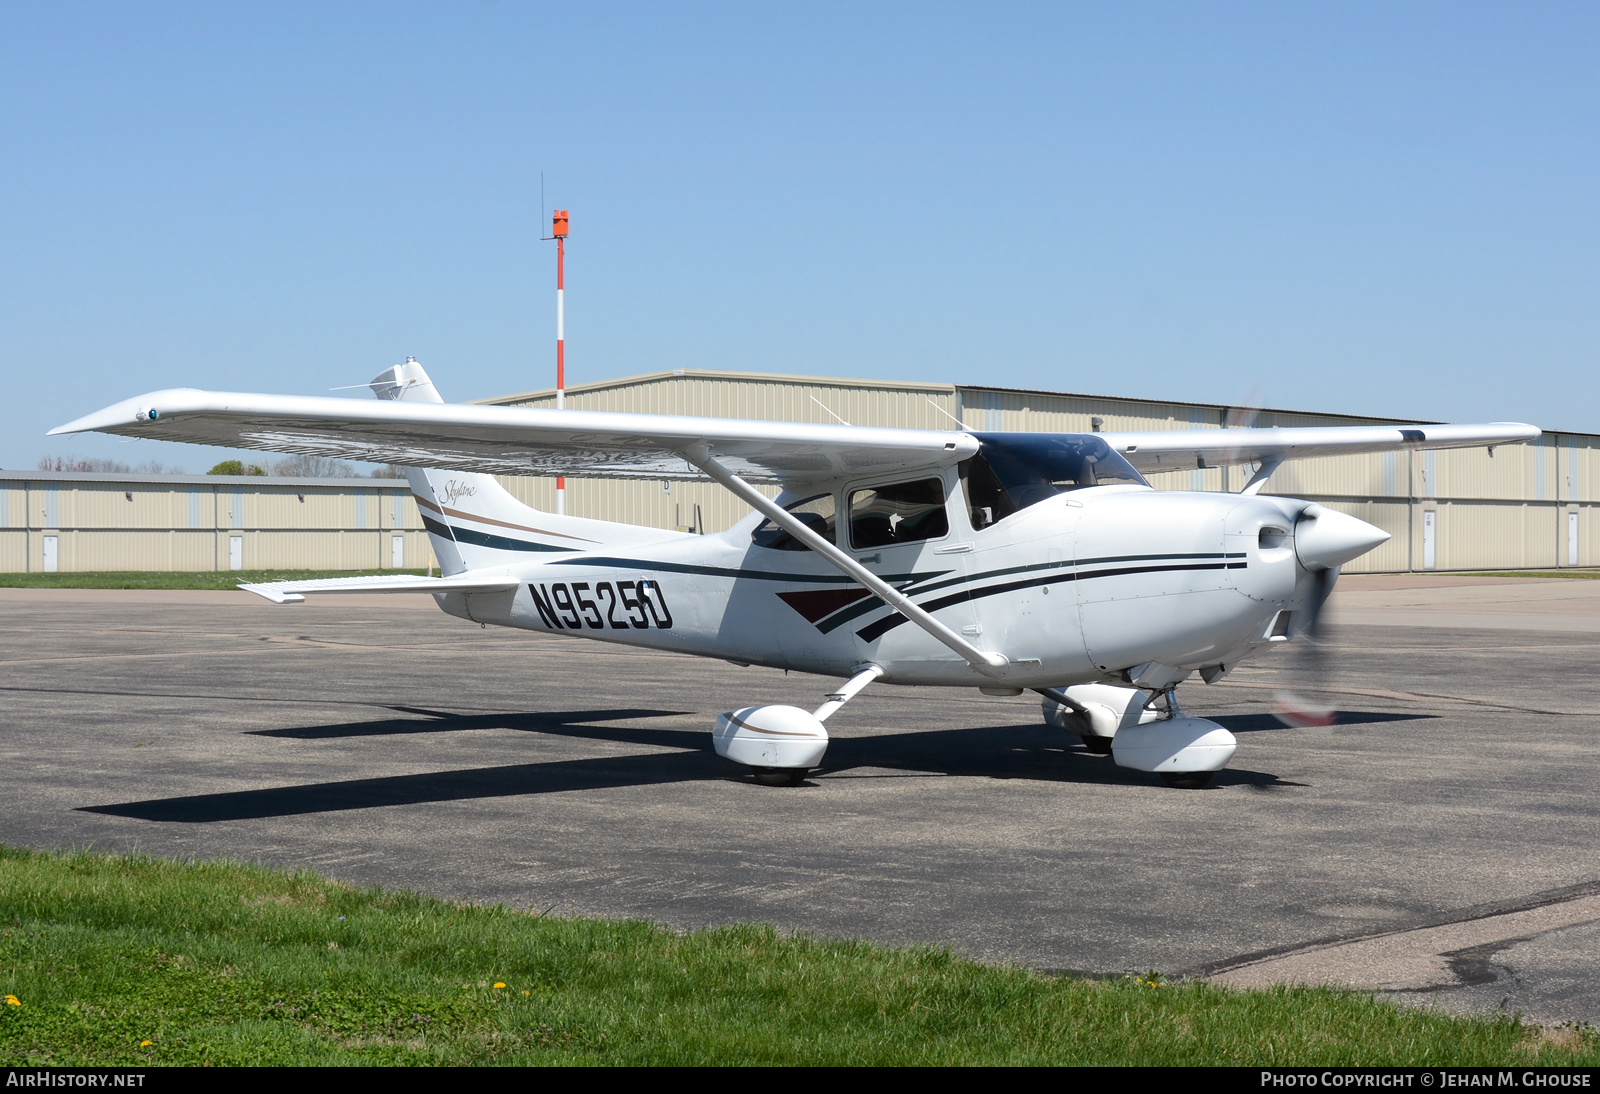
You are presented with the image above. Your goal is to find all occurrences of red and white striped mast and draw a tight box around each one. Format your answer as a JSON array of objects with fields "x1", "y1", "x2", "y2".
[{"x1": 551, "y1": 208, "x2": 569, "y2": 514}]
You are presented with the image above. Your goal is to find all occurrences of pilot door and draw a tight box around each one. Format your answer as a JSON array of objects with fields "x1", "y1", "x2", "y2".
[{"x1": 832, "y1": 472, "x2": 979, "y2": 671}]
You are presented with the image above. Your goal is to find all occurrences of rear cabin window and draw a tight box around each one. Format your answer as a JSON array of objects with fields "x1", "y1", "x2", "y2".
[
  {"x1": 961, "y1": 433, "x2": 1148, "y2": 529},
  {"x1": 751, "y1": 493, "x2": 836, "y2": 551},
  {"x1": 848, "y1": 478, "x2": 949, "y2": 549}
]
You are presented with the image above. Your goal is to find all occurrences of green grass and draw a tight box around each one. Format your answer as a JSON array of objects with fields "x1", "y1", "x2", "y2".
[
  {"x1": 1458, "y1": 570, "x2": 1600, "y2": 580},
  {"x1": 0, "y1": 849, "x2": 1594, "y2": 1065},
  {"x1": 0, "y1": 570, "x2": 427, "y2": 591}
]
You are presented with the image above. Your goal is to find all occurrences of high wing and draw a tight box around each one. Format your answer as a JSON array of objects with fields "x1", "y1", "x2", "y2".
[
  {"x1": 1099, "y1": 423, "x2": 1541, "y2": 476},
  {"x1": 51, "y1": 386, "x2": 1540, "y2": 488},
  {"x1": 49, "y1": 388, "x2": 975, "y2": 485}
]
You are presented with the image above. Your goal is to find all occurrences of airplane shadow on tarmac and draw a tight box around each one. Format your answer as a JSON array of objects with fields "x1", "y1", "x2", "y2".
[{"x1": 79, "y1": 708, "x2": 1433, "y2": 824}]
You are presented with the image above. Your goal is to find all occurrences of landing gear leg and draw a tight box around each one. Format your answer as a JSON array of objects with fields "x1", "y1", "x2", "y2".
[
  {"x1": 811, "y1": 664, "x2": 885, "y2": 725},
  {"x1": 1145, "y1": 686, "x2": 1182, "y2": 717}
]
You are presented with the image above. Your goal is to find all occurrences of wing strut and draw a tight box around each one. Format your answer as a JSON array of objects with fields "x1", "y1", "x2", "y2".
[
  {"x1": 681, "y1": 444, "x2": 1009, "y2": 679},
  {"x1": 1240, "y1": 456, "x2": 1284, "y2": 496}
]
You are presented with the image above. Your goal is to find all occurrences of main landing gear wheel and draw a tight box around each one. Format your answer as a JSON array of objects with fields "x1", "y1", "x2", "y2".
[
  {"x1": 1079, "y1": 734, "x2": 1114, "y2": 755},
  {"x1": 751, "y1": 767, "x2": 809, "y2": 787},
  {"x1": 1159, "y1": 771, "x2": 1215, "y2": 790}
]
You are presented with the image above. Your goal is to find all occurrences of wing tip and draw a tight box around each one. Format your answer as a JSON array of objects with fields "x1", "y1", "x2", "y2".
[
  {"x1": 48, "y1": 388, "x2": 214, "y2": 438},
  {"x1": 237, "y1": 583, "x2": 306, "y2": 604}
]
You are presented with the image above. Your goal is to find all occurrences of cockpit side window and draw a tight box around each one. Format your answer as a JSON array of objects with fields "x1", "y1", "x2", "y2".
[
  {"x1": 848, "y1": 478, "x2": 949, "y2": 549},
  {"x1": 959, "y1": 455, "x2": 1018, "y2": 531},
  {"x1": 751, "y1": 493, "x2": 836, "y2": 551},
  {"x1": 961, "y1": 433, "x2": 1148, "y2": 529}
]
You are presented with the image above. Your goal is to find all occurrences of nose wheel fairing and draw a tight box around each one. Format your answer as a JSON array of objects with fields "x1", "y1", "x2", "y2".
[
  {"x1": 712, "y1": 705, "x2": 832, "y2": 772},
  {"x1": 1109, "y1": 715, "x2": 1237, "y2": 777},
  {"x1": 1040, "y1": 683, "x2": 1237, "y2": 788}
]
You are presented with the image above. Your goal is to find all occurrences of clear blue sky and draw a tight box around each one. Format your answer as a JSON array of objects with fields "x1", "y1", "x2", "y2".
[{"x1": 5, "y1": 1, "x2": 1596, "y2": 472}]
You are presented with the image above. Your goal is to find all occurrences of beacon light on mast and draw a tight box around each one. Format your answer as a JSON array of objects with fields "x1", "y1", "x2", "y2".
[{"x1": 553, "y1": 208, "x2": 569, "y2": 514}]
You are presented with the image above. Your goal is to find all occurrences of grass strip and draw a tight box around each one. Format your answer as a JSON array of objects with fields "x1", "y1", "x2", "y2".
[
  {"x1": 0, "y1": 848, "x2": 1595, "y2": 1066},
  {"x1": 1456, "y1": 570, "x2": 1600, "y2": 580},
  {"x1": 0, "y1": 570, "x2": 427, "y2": 591}
]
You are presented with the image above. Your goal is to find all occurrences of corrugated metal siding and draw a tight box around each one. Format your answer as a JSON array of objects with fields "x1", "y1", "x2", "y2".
[
  {"x1": 491, "y1": 375, "x2": 1599, "y2": 569},
  {"x1": 1423, "y1": 502, "x2": 1557, "y2": 571},
  {"x1": 506, "y1": 371, "x2": 961, "y2": 430},
  {"x1": 494, "y1": 371, "x2": 960, "y2": 533},
  {"x1": 0, "y1": 475, "x2": 432, "y2": 573},
  {"x1": 6, "y1": 526, "x2": 438, "y2": 574},
  {"x1": 0, "y1": 529, "x2": 24, "y2": 571}
]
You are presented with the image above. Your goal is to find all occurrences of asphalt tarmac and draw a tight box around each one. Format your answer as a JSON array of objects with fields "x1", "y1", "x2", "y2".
[{"x1": 2, "y1": 575, "x2": 1598, "y2": 1026}]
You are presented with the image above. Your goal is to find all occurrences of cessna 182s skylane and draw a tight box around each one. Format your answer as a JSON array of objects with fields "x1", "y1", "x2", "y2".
[{"x1": 53, "y1": 360, "x2": 1539, "y2": 788}]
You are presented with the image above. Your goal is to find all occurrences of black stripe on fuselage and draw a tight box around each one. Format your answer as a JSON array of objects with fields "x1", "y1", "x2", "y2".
[
  {"x1": 420, "y1": 514, "x2": 580, "y2": 554},
  {"x1": 853, "y1": 559, "x2": 1248, "y2": 643},
  {"x1": 814, "y1": 551, "x2": 1246, "y2": 633},
  {"x1": 548, "y1": 555, "x2": 939, "y2": 587}
]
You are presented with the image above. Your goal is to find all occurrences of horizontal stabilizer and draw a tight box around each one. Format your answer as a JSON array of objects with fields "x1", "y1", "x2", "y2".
[{"x1": 238, "y1": 573, "x2": 521, "y2": 604}]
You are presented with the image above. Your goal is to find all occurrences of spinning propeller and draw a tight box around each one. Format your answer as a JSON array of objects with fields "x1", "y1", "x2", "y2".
[{"x1": 1272, "y1": 504, "x2": 1388, "y2": 728}]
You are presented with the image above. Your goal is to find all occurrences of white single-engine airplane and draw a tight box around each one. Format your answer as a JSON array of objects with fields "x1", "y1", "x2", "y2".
[{"x1": 54, "y1": 360, "x2": 1539, "y2": 788}]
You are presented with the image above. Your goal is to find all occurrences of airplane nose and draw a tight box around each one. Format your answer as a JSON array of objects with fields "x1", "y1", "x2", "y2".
[{"x1": 1293, "y1": 504, "x2": 1390, "y2": 571}]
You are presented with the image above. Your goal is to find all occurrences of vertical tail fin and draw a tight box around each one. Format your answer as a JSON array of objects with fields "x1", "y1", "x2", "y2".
[{"x1": 369, "y1": 359, "x2": 680, "y2": 575}]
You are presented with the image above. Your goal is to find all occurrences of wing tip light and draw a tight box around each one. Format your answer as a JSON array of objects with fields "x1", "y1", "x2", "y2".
[{"x1": 48, "y1": 389, "x2": 207, "y2": 437}]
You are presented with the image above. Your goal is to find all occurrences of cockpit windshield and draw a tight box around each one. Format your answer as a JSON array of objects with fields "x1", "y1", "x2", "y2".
[{"x1": 960, "y1": 432, "x2": 1148, "y2": 529}]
